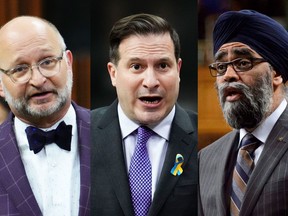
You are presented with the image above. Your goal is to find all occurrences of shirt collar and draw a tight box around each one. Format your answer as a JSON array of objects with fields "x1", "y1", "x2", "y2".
[
  {"x1": 239, "y1": 99, "x2": 287, "y2": 145},
  {"x1": 118, "y1": 103, "x2": 175, "y2": 141}
]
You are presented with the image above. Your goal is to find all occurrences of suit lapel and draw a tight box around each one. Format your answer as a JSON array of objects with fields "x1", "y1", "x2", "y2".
[
  {"x1": 148, "y1": 105, "x2": 197, "y2": 216},
  {"x1": 73, "y1": 103, "x2": 91, "y2": 215},
  {"x1": 241, "y1": 107, "x2": 288, "y2": 216},
  {"x1": 97, "y1": 101, "x2": 134, "y2": 216},
  {"x1": 215, "y1": 131, "x2": 239, "y2": 216},
  {"x1": 0, "y1": 114, "x2": 42, "y2": 215}
]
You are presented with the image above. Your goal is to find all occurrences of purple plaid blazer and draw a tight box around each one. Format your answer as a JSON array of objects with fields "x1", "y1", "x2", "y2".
[{"x1": 0, "y1": 102, "x2": 90, "y2": 216}]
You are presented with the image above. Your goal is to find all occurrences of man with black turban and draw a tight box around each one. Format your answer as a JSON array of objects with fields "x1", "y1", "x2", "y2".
[{"x1": 199, "y1": 10, "x2": 288, "y2": 216}]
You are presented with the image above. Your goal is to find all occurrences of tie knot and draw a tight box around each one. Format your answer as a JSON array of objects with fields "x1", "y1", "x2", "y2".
[
  {"x1": 240, "y1": 133, "x2": 261, "y2": 153},
  {"x1": 137, "y1": 126, "x2": 154, "y2": 145}
]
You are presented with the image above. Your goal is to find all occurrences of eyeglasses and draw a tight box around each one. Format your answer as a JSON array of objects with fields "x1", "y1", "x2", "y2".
[
  {"x1": 209, "y1": 58, "x2": 267, "y2": 77},
  {"x1": 0, "y1": 52, "x2": 64, "y2": 83}
]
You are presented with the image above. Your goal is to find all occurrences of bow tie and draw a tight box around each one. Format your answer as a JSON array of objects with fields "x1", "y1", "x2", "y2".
[{"x1": 25, "y1": 121, "x2": 72, "y2": 154}]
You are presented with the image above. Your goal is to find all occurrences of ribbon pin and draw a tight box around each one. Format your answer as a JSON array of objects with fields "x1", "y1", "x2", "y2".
[{"x1": 170, "y1": 154, "x2": 184, "y2": 176}]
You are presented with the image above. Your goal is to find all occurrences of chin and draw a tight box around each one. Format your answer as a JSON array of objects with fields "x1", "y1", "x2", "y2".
[{"x1": 136, "y1": 113, "x2": 164, "y2": 125}]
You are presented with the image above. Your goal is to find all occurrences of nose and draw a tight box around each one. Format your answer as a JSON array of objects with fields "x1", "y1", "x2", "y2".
[
  {"x1": 28, "y1": 66, "x2": 47, "y2": 86},
  {"x1": 222, "y1": 64, "x2": 239, "y2": 82},
  {"x1": 142, "y1": 68, "x2": 160, "y2": 89}
]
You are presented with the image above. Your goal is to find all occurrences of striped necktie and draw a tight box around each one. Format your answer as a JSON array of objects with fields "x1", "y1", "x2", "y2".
[
  {"x1": 230, "y1": 133, "x2": 261, "y2": 216},
  {"x1": 129, "y1": 126, "x2": 154, "y2": 216}
]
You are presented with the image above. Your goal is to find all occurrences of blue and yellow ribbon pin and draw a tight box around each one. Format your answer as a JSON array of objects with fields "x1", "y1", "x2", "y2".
[{"x1": 170, "y1": 154, "x2": 184, "y2": 176}]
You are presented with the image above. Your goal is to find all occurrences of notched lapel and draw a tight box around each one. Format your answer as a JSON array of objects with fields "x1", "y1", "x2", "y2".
[
  {"x1": 0, "y1": 115, "x2": 41, "y2": 215},
  {"x1": 241, "y1": 107, "x2": 288, "y2": 216},
  {"x1": 149, "y1": 107, "x2": 197, "y2": 216},
  {"x1": 74, "y1": 103, "x2": 91, "y2": 215},
  {"x1": 93, "y1": 101, "x2": 134, "y2": 216}
]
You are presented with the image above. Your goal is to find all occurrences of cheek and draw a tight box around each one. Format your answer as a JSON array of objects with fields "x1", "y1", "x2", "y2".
[
  {"x1": 51, "y1": 70, "x2": 70, "y2": 87},
  {"x1": 163, "y1": 75, "x2": 180, "y2": 92},
  {"x1": 1, "y1": 79, "x2": 24, "y2": 98},
  {"x1": 115, "y1": 73, "x2": 139, "y2": 91}
]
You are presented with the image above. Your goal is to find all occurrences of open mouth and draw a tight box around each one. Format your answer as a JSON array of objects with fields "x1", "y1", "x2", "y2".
[
  {"x1": 28, "y1": 91, "x2": 53, "y2": 101},
  {"x1": 223, "y1": 87, "x2": 242, "y2": 102},
  {"x1": 139, "y1": 96, "x2": 162, "y2": 104}
]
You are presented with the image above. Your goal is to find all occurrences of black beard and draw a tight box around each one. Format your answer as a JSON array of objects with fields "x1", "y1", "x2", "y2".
[{"x1": 217, "y1": 72, "x2": 273, "y2": 129}]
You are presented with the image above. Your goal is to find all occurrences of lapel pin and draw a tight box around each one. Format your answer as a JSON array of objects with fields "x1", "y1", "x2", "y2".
[
  {"x1": 278, "y1": 137, "x2": 284, "y2": 142},
  {"x1": 170, "y1": 153, "x2": 184, "y2": 176}
]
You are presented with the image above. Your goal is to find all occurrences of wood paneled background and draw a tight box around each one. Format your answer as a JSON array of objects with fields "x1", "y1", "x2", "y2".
[{"x1": 198, "y1": 66, "x2": 232, "y2": 149}]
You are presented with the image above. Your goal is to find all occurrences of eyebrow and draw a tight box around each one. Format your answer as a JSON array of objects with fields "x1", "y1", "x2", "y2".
[{"x1": 215, "y1": 47, "x2": 256, "y2": 61}]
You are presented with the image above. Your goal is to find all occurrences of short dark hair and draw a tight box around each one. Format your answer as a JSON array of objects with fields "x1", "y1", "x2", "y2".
[{"x1": 109, "y1": 13, "x2": 180, "y2": 64}]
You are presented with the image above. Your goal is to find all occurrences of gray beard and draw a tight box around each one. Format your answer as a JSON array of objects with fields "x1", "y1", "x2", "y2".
[
  {"x1": 217, "y1": 72, "x2": 273, "y2": 129},
  {"x1": 2, "y1": 72, "x2": 73, "y2": 118}
]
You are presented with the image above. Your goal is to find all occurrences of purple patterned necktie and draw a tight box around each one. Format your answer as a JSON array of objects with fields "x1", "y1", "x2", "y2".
[{"x1": 129, "y1": 126, "x2": 154, "y2": 216}]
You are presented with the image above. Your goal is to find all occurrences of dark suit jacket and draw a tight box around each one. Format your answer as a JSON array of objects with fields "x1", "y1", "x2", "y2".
[
  {"x1": 198, "y1": 106, "x2": 288, "y2": 216},
  {"x1": 0, "y1": 102, "x2": 90, "y2": 216},
  {"x1": 91, "y1": 100, "x2": 198, "y2": 216}
]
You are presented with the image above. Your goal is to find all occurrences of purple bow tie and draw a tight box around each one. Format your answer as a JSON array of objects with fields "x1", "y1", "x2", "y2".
[{"x1": 25, "y1": 121, "x2": 72, "y2": 154}]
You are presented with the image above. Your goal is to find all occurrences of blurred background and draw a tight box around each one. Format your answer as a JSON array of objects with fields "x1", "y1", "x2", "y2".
[
  {"x1": 91, "y1": 0, "x2": 198, "y2": 112},
  {"x1": 0, "y1": 0, "x2": 90, "y2": 124},
  {"x1": 198, "y1": 0, "x2": 288, "y2": 149}
]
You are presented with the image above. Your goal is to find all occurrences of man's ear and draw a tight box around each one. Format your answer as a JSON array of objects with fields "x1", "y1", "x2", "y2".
[
  {"x1": 272, "y1": 71, "x2": 283, "y2": 87},
  {"x1": 64, "y1": 50, "x2": 73, "y2": 69},
  {"x1": 107, "y1": 62, "x2": 117, "y2": 87},
  {"x1": 0, "y1": 80, "x2": 5, "y2": 98}
]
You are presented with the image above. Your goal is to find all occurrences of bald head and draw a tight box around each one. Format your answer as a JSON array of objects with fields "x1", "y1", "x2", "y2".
[
  {"x1": 0, "y1": 16, "x2": 66, "y2": 50},
  {"x1": 0, "y1": 16, "x2": 66, "y2": 70}
]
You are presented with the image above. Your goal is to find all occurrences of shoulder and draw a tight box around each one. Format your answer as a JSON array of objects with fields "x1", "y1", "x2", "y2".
[
  {"x1": 200, "y1": 130, "x2": 237, "y2": 156},
  {"x1": 72, "y1": 102, "x2": 90, "y2": 123},
  {"x1": 174, "y1": 104, "x2": 198, "y2": 130},
  {"x1": 91, "y1": 106, "x2": 110, "y2": 124},
  {"x1": 0, "y1": 112, "x2": 15, "y2": 139}
]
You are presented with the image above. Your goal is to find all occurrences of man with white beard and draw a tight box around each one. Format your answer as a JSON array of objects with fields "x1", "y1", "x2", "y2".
[
  {"x1": 199, "y1": 10, "x2": 288, "y2": 216},
  {"x1": 0, "y1": 16, "x2": 90, "y2": 215}
]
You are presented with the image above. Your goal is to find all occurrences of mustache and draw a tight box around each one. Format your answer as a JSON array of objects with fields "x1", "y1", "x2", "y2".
[
  {"x1": 26, "y1": 86, "x2": 58, "y2": 99},
  {"x1": 137, "y1": 89, "x2": 164, "y2": 97},
  {"x1": 216, "y1": 82, "x2": 251, "y2": 104}
]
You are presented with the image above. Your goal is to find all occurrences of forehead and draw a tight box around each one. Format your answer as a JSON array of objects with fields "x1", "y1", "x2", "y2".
[
  {"x1": 215, "y1": 42, "x2": 262, "y2": 60},
  {"x1": 118, "y1": 33, "x2": 175, "y2": 60},
  {"x1": 0, "y1": 19, "x2": 60, "y2": 62}
]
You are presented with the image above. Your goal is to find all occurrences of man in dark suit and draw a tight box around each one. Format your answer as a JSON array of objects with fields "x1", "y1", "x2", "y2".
[
  {"x1": 0, "y1": 16, "x2": 90, "y2": 215},
  {"x1": 199, "y1": 10, "x2": 288, "y2": 216},
  {"x1": 91, "y1": 14, "x2": 198, "y2": 216}
]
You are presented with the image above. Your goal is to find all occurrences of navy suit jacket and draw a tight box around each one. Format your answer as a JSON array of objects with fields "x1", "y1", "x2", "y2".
[
  {"x1": 91, "y1": 100, "x2": 198, "y2": 216},
  {"x1": 0, "y1": 102, "x2": 90, "y2": 216}
]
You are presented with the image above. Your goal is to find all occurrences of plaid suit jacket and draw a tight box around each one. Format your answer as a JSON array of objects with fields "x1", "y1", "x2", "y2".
[{"x1": 0, "y1": 102, "x2": 90, "y2": 216}]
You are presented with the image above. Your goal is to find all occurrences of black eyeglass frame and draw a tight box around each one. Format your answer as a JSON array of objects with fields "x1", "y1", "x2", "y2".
[{"x1": 208, "y1": 57, "x2": 267, "y2": 77}]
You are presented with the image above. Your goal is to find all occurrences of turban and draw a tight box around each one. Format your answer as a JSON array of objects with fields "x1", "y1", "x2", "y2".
[{"x1": 213, "y1": 10, "x2": 288, "y2": 83}]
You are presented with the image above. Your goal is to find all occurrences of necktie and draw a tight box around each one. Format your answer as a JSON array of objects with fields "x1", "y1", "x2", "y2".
[
  {"x1": 230, "y1": 133, "x2": 261, "y2": 216},
  {"x1": 129, "y1": 126, "x2": 154, "y2": 216},
  {"x1": 25, "y1": 121, "x2": 72, "y2": 154}
]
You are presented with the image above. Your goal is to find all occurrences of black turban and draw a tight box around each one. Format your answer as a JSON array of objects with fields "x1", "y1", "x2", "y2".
[{"x1": 213, "y1": 10, "x2": 288, "y2": 83}]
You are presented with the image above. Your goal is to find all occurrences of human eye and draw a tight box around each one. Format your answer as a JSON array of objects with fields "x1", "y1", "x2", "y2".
[
  {"x1": 158, "y1": 62, "x2": 169, "y2": 71},
  {"x1": 130, "y1": 63, "x2": 143, "y2": 72},
  {"x1": 9, "y1": 65, "x2": 29, "y2": 75},
  {"x1": 235, "y1": 59, "x2": 252, "y2": 70},
  {"x1": 215, "y1": 63, "x2": 227, "y2": 73},
  {"x1": 39, "y1": 57, "x2": 57, "y2": 69}
]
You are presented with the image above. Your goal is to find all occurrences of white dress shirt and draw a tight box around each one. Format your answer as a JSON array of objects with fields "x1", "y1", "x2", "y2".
[
  {"x1": 14, "y1": 104, "x2": 80, "y2": 216},
  {"x1": 239, "y1": 99, "x2": 287, "y2": 164},
  {"x1": 118, "y1": 104, "x2": 175, "y2": 199}
]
